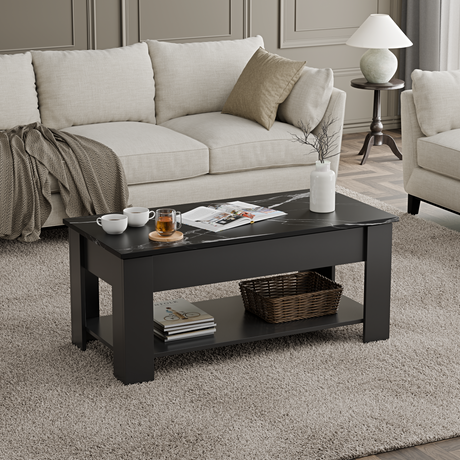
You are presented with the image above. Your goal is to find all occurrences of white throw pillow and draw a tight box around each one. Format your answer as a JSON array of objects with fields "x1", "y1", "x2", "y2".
[
  {"x1": 411, "y1": 69, "x2": 460, "y2": 137},
  {"x1": 32, "y1": 43, "x2": 155, "y2": 129},
  {"x1": 0, "y1": 52, "x2": 41, "y2": 129},
  {"x1": 146, "y1": 36, "x2": 264, "y2": 124},
  {"x1": 277, "y1": 66, "x2": 333, "y2": 130}
]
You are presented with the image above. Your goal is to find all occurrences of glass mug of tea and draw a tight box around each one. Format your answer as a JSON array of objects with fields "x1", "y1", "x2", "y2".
[{"x1": 155, "y1": 208, "x2": 182, "y2": 236}]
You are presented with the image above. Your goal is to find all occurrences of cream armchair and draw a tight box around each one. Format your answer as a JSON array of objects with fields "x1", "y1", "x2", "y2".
[{"x1": 401, "y1": 69, "x2": 460, "y2": 215}]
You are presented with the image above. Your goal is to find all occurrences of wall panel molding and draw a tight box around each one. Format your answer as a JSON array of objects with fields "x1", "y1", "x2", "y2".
[
  {"x1": 87, "y1": 0, "x2": 96, "y2": 49},
  {"x1": 344, "y1": 117, "x2": 401, "y2": 134},
  {"x1": 121, "y1": 0, "x2": 128, "y2": 46},
  {"x1": 92, "y1": 0, "x2": 124, "y2": 49},
  {"x1": 138, "y1": 0, "x2": 241, "y2": 43},
  {"x1": 243, "y1": 0, "x2": 253, "y2": 38},
  {"x1": 333, "y1": 67, "x2": 362, "y2": 78},
  {"x1": 387, "y1": 0, "x2": 401, "y2": 118},
  {"x1": 280, "y1": 0, "x2": 378, "y2": 49},
  {"x1": 0, "y1": 0, "x2": 78, "y2": 53}
]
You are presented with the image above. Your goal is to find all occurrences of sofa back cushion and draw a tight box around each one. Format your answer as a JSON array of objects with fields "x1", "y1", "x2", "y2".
[
  {"x1": 0, "y1": 52, "x2": 41, "y2": 129},
  {"x1": 411, "y1": 69, "x2": 460, "y2": 137},
  {"x1": 277, "y1": 66, "x2": 333, "y2": 130},
  {"x1": 146, "y1": 36, "x2": 264, "y2": 124},
  {"x1": 32, "y1": 43, "x2": 155, "y2": 129}
]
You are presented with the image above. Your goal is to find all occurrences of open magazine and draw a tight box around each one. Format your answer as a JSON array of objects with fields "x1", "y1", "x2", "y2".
[{"x1": 181, "y1": 201, "x2": 286, "y2": 232}]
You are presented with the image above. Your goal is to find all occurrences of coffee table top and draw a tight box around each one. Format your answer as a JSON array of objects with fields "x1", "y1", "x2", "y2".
[{"x1": 64, "y1": 190, "x2": 399, "y2": 259}]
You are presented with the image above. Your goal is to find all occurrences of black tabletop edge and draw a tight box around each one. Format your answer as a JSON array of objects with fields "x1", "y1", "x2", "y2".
[{"x1": 63, "y1": 190, "x2": 399, "y2": 260}]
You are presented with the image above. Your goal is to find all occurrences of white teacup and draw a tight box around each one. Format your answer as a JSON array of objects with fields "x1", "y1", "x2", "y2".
[
  {"x1": 123, "y1": 207, "x2": 155, "y2": 227},
  {"x1": 96, "y1": 214, "x2": 128, "y2": 234}
]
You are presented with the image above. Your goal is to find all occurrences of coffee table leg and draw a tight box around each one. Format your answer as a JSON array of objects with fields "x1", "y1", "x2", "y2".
[
  {"x1": 363, "y1": 224, "x2": 392, "y2": 342},
  {"x1": 112, "y1": 257, "x2": 155, "y2": 384},
  {"x1": 69, "y1": 229, "x2": 99, "y2": 351}
]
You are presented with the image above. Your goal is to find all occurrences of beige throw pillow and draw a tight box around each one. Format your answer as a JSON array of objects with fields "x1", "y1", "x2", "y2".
[{"x1": 222, "y1": 47, "x2": 306, "y2": 130}]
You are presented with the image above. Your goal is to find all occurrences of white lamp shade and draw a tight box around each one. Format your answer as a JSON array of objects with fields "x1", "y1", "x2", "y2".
[{"x1": 346, "y1": 14, "x2": 413, "y2": 49}]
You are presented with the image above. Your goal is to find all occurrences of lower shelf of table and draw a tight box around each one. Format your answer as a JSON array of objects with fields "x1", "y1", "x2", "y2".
[{"x1": 86, "y1": 295, "x2": 364, "y2": 357}]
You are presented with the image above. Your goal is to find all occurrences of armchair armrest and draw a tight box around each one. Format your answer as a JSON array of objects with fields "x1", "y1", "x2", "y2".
[{"x1": 401, "y1": 90, "x2": 425, "y2": 188}]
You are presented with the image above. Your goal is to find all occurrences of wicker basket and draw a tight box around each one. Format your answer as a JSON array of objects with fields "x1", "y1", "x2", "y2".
[{"x1": 239, "y1": 271, "x2": 343, "y2": 324}]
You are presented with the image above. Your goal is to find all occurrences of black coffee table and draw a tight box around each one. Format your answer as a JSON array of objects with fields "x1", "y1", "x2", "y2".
[{"x1": 64, "y1": 190, "x2": 398, "y2": 384}]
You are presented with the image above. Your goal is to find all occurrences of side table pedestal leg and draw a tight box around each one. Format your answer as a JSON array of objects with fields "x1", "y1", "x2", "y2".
[
  {"x1": 382, "y1": 134, "x2": 403, "y2": 160},
  {"x1": 360, "y1": 135, "x2": 375, "y2": 165},
  {"x1": 358, "y1": 133, "x2": 373, "y2": 156}
]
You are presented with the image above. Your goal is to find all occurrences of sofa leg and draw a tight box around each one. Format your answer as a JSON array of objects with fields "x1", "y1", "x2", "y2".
[{"x1": 407, "y1": 195, "x2": 421, "y2": 215}]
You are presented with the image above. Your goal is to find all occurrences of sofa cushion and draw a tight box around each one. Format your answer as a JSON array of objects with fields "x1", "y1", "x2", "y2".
[
  {"x1": 0, "y1": 52, "x2": 40, "y2": 129},
  {"x1": 222, "y1": 47, "x2": 305, "y2": 130},
  {"x1": 411, "y1": 69, "x2": 460, "y2": 137},
  {"x1": 277, "y1": 66, "x2": 334, "y2": 130},
  {"x1": 417, "y1": 129, "x2": 460, "y2": 180},
  {"x1": 62, "y1": 122, "x2": 209, "y2": 185},
  {"x1": 146, "y1": 36, "x2": 264, "y2": 124},
  {"x1": 32, "y1": 43, "x2": 155, "y2": 130},
  {"x1": 161, "y1": 112, "x2": 317, "y2": 174}
]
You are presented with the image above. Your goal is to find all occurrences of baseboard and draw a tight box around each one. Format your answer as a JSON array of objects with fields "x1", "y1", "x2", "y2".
[{"x1": 343, "y1": 118, "x2": 401, "y2": 135}]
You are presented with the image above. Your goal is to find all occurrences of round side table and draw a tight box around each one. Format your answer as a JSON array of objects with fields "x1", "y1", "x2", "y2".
[{"x1": 351, "y1": 78, "x2": 405, "y2": 165}]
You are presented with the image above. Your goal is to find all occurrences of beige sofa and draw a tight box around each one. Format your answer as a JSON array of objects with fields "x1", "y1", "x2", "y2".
[
  {"x1": 1, "y1": 36, "x2": 346, "y2": 228},
  {"x1": 402, "y1": 69, "x2": 460, "y2": 215}
]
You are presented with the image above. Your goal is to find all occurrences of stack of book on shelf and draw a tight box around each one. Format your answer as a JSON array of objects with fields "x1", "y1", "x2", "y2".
[{"x1": 153, "y1": 298, "x2": 216, "y2": 342}]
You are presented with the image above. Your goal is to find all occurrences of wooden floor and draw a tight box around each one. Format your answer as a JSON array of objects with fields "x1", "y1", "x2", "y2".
[
  {"x1": 340, "y1": 130, "x2": 460, "y2": 460},
  {"x1": 359, "y1": 438, "x2": 460, "y2": 460}
]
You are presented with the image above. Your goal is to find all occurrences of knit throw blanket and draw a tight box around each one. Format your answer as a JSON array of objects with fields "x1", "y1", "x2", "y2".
[{"x1": 0, "y1": 123, "x2": 129, "y2": 242}]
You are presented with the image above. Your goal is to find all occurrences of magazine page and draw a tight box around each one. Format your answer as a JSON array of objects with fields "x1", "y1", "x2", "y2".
[
  {"x1": 182, "y1": 204, "x2": 251, "y2": 232},
  {"x1": 227, "y1": 201, "x2": 286, "y2": 221},
  {"x1": 180, "y1": 206, "x2": 219, "y2": 221},
  {"x1": 182, "y1": 201, "x2": 286, "y2": 232},
  {"x1": 197, "y1": 210, "x2": 248, "y2": 227}
]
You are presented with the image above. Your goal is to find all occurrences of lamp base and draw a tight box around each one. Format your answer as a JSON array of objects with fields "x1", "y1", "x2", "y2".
[{"x1": 360, "y1": 48, "x2": 397, "y2": 84}]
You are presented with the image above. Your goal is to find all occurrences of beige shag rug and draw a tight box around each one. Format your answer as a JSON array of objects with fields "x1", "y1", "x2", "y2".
[{"x1": 2, "y1": 186, "x2": 460, "y2": 460}]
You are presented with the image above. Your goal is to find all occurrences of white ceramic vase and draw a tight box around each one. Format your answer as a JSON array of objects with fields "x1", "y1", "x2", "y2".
[{"x1": 309, "y1": 160, "x2": 336, "y2": 213}]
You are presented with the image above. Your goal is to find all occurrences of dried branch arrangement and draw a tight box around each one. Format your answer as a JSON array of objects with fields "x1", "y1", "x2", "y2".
[{"x1": 291, "y1": 117, "x2": 340, "y2": 163}]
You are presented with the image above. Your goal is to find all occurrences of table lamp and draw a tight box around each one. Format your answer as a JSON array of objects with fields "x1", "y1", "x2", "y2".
[{"x1": 346, "y1": 14, "x2": 412, "y2": 84}]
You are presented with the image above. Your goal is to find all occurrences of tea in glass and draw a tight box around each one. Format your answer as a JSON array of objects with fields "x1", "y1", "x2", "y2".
[{"x1": 155, "y1": 208, "x2": 182, "y2": 236}]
